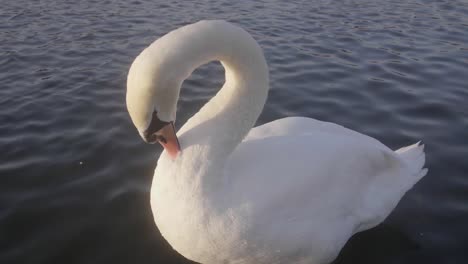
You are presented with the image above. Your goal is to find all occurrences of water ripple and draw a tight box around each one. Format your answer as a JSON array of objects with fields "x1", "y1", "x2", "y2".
[{"x1": 1, "y1": 0, "x2": 468, "y2": 263}]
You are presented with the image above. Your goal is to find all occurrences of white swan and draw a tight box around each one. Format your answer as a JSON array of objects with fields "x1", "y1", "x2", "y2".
[{"x1": 126, "y1": 20, "x2": 427, "y2": 264}]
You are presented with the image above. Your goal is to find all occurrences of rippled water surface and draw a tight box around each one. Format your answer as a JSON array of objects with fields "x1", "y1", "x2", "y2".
[{"x1": 1, "y1": 0, "x2": 468, "y2": 263}]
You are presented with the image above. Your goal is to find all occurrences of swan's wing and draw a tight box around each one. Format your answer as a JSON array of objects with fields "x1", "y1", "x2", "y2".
[
  {"x1": 224, "y1": 128, "x2": 408, "y2": 258},
  {"x1": 228, "y1": 130, "x2": 402, "y2": 216},
  {"x1": 245, "y1": 117, "x2": 384, "y2": 148}
]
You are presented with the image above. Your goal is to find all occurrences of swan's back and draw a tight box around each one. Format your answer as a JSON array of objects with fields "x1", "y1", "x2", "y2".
[{"x1": 216, "y1": 117, "x2": 427, "y2": 263}]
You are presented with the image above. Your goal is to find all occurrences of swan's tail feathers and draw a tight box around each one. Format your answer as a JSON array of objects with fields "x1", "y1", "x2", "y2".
[{"x1": 396, "y1": 141, "x2": 428, "y2": 181}]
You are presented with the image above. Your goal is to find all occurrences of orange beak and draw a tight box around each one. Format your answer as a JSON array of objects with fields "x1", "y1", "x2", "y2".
[{"x1": 157, "y1": 122, "x2": 181, "y2": 159}]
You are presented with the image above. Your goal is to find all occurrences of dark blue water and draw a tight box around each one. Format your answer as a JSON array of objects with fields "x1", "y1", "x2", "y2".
[{"x1": 1, "y1": 1, "x2": 467, "y2": 263}]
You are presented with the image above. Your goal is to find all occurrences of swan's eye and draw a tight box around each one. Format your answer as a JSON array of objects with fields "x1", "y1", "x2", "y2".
[
  {"x1": 157, "y1": 135, "x2": 167, "y2": 144},
  {"x1": 147, "y1": 133, "x2": 158, "y2": 143}
]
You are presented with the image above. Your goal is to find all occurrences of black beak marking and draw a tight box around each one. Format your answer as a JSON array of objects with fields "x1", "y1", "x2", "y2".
[{"x1": 143, "y1": 111, "x2": 170, "y2": 143}]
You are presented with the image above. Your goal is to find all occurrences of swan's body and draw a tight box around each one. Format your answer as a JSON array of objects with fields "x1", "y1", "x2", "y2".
[{"x1": 126, "y1": 20, "x2": 427, "y2": 264}]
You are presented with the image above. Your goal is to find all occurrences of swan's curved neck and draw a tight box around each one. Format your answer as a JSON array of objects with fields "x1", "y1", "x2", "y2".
[{"x1": 155, "y1": 21, "x2": 269, "y2": 161}]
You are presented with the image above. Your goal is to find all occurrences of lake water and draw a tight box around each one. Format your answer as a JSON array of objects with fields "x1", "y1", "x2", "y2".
[{"x1": 1, "y1": 0, "x2": 467, "y2": 263}]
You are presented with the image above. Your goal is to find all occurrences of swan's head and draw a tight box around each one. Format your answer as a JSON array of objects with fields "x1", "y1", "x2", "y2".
[{"x1": 126, "y1": 48, "x2": 181, "y2": 159}]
